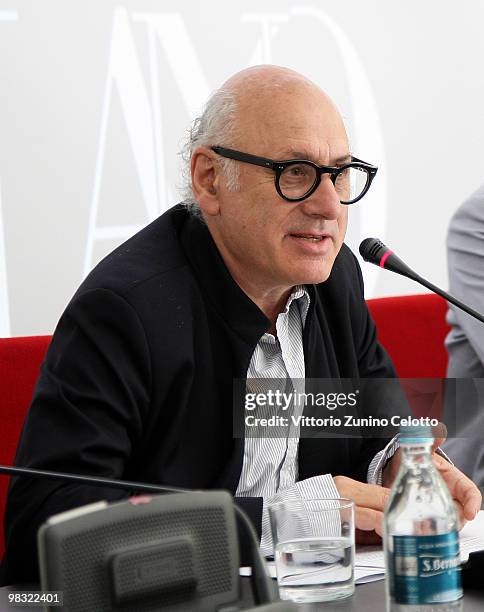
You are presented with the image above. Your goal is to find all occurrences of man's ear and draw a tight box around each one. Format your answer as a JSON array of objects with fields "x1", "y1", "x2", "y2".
[{"x1": 191, "y1": 147, "x2": 220, "y2": 216}]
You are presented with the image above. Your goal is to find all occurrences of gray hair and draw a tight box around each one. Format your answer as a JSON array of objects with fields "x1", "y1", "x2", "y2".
[{"x1": 179, "y1": 87, "x2": 240, "y2": 218}]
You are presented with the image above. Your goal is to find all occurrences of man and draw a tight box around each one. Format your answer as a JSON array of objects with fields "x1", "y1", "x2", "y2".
[
  {"x1": 443, "y1": 183, "x2": 484, "y2": 486},
  {"x1": 1, "y1": 66, "x2": 480, "y2": 584}
]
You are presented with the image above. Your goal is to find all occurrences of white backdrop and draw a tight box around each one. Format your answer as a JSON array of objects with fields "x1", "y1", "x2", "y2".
[{"x1": 1, "y1": 0, "x2": 483, "y2": 336}]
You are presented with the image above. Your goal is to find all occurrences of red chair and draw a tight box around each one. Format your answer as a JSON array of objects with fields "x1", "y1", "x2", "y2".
[
  {"x1": 0, "y1": 335, "x2": 51, "y2": 558},
  {"x1": 0, "y1": 293, "x2": 451, "y2": 557},
  {"x1": 368, "y1": 293, "x2": 451, "y2": 422},
  {"x1": 367, "y1": 293, "x2": 450, "y2": 378}
]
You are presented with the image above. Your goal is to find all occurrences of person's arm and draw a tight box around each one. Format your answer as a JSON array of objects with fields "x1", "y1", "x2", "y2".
[
  {"x1": 1, "y1": 288, "x2": 151, "y2": 585},
  {"x1": 256, "y1": 475, "x2": 340, "y2": 556},
  {"x1": 446, "y1": 192, "x2": 484, "y2": 371},
  {"x1": 443, "y1": 191, "x2": 484, "y2": 484}
]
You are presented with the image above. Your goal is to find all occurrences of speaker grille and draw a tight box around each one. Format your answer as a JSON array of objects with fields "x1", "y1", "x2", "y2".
[{"x1": 58, "y1": 507, "x2": 232, "y2": 611}]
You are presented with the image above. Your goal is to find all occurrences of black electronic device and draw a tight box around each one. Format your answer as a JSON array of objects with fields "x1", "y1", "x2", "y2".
[{"x1": 0, "y1": 465, "x2": 296, "y2": 611}]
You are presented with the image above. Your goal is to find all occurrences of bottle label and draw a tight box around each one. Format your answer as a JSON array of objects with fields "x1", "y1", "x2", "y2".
[{"x1": 391, "y1": 532, "x2": 462, "y2": 604}]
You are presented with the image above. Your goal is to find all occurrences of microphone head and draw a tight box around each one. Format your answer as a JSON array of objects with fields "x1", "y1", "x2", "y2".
[
  {"x1": 359, "y1": 237, "x2": 419, "y2": 281},
  {"x1": 359, "y1": 237, "x2": 389, "y2": 264}
]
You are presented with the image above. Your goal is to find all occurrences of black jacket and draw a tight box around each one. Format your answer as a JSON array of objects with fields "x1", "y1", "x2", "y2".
[{"x1": 1, "y1": 204, "x2": 398, "y2": 584}]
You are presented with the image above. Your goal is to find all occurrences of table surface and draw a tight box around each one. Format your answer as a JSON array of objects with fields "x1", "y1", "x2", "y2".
[
  {"x1": 3, "y1": 489, "x2": 484, "y2": 611},
  {"x1": 1, "y1": 578, "x2": 482, "y2": 611},
  {"x1": 283, "y1": 581, "x2": 482, "y2": 611}
]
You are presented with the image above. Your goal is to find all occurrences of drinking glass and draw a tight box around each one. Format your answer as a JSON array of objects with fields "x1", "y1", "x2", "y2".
[{"x1": 268, "y1": 498, "x2": 355, "y2": 603}]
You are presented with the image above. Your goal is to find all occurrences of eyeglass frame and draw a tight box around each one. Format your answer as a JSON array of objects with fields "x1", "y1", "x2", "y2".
[{"x1": 211, "y1": 146, "x2": 378, "y2": 204}]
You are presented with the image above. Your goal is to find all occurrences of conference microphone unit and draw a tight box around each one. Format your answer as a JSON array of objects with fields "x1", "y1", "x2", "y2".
[
  {"x1": 0, "y1": 464, "x2": 293, "y2": 611},
  {"x1": 359, "y1": 237, "x2": 484, "y2": 324}
]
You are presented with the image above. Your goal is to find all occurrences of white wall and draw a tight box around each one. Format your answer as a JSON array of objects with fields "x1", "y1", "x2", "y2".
[{"x1": 1, "y1": 0, "x2": 483, "y2": 336}]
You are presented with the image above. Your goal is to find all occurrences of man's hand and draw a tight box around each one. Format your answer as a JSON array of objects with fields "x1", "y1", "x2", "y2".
[
  {"x1": 333, "y1": 475, "x2": 389, "y2": 544},
  {"x1": 382, "y1": 422, "x2": 482, "y2": 528},
  {"x1": 432, "y1": 454, "x2": 481, "y2": 526}
]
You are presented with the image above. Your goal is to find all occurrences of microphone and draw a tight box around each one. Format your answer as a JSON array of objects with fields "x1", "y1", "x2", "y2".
[
  {"x1": 359, "y1": 237, "x2": 484, "y2": 324},
  {"x1": 0, "y1": 464, "x2": 274, "y2": 608}
]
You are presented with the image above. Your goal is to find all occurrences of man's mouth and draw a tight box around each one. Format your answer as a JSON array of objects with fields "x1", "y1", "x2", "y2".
[{"x1": 288, "y1": 233, "x2": 330, "y2": 242}]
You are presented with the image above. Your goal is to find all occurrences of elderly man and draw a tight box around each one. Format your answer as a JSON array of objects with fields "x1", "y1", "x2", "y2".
[{"x1": 1, "y1": 66, "x2": 480, "y2": 585}]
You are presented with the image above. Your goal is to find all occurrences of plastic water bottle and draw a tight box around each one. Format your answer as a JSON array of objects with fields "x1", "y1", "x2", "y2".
[{"x1": 384, "y1": 424, "x2": 462, "y2": 609}]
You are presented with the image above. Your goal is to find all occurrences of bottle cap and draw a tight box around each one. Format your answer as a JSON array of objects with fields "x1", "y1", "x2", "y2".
[{"x1": 399, "y1": 423, "x2": 433, "y2": 444}]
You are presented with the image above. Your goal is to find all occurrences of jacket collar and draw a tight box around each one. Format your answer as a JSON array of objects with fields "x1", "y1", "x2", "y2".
[{"x1": 180, "y1": 211, "x2": 271, "y2": 347}]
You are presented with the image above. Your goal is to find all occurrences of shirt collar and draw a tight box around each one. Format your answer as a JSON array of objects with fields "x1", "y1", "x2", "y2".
[
  {"x1": 286, "y1": 285, "x2": 311, "y2": 327},
  {"x1": 261, "y1": 285, "x2": 311, "y2": 344}
]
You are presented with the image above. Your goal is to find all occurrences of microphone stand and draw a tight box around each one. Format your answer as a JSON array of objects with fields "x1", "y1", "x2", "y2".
[{"x1": 409, "y1": 273, "x2": 484, "y2": 324}]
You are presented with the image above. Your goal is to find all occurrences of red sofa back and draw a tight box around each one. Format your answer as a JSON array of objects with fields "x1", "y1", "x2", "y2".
[
  {"x1": 0, "y1": 293, "x2": 451, "y2": 557},
  {"x1": 367, "y1": 293, "x2": 450, "y2": 378},
  {"x1": 0, "y1": 335, "x2": 51, "y2": 558}
]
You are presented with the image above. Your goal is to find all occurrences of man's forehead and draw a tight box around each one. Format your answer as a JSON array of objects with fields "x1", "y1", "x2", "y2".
[
  {"x1": 275, "y1": 145, "x2": 351, "y2": 165},
  {"x1": 235, "y1": 112, "x2": 348, "y2": 161},
  {"x1": 252, "y1": 135, "x2": 349, "y2": 165}
]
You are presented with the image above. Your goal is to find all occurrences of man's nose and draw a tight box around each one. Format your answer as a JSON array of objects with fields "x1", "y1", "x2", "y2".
[{"x1": 300, "y1": 175, "x2": 342, "y2": 219}]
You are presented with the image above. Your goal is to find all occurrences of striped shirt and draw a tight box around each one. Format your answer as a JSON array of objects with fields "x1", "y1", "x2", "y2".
[{"x1": 235, "y1": 285, "x2": 399, "y2": 555}]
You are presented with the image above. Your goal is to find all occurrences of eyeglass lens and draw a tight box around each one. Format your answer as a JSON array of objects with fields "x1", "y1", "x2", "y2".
[{"x1": 279, "y1": 163, "x2": 369, "y2": 202}]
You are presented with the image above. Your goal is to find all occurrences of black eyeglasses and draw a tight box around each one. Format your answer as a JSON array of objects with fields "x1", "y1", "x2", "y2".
[{"x1": 211, "y1": 146, "x2": 378, "y2": 204}]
